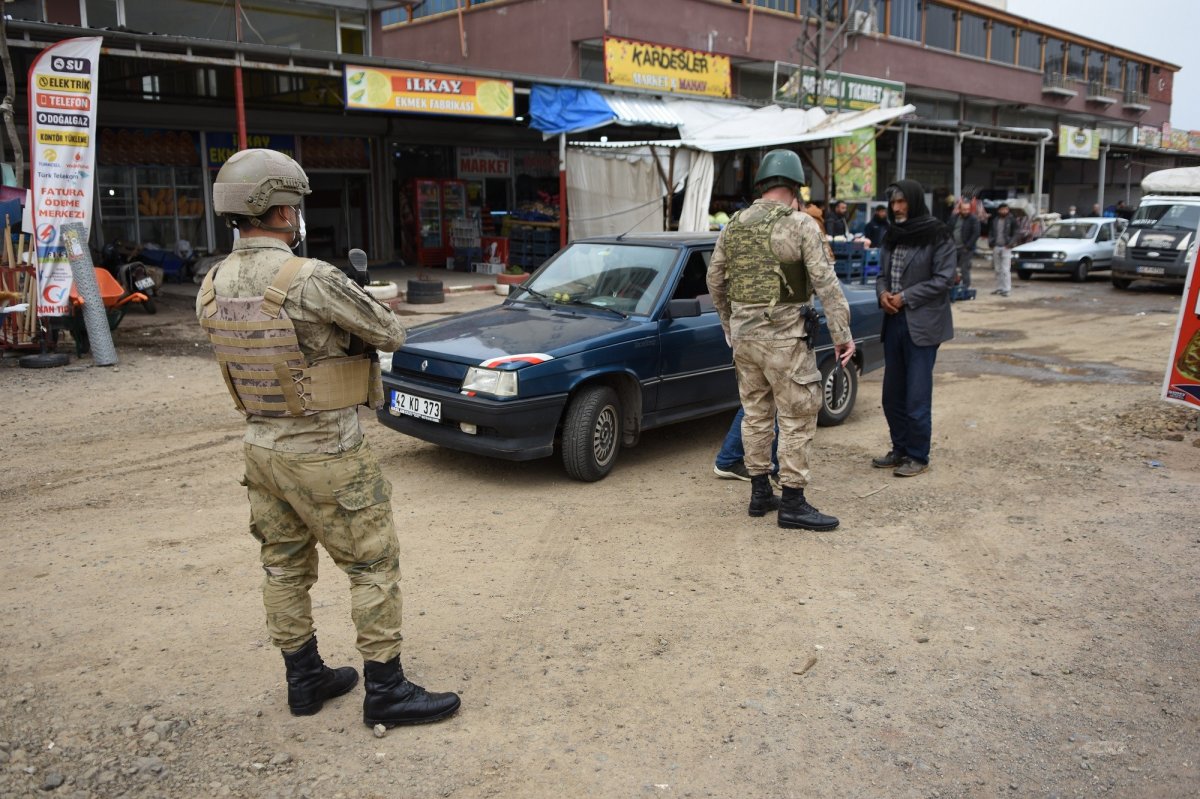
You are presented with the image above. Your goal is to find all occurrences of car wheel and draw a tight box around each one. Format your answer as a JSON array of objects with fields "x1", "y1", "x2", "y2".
[
  {"x1": 1111, "y1": 277, "x2": 1132, "y2": 290},
  {"x1": 817, "y1": 358, "x2": 858, "y2": 427},
  {"x1": 1071, "y1": 258, "x2": 1091, "y2": 283},
  {"x1": 1016, "y1": 269, "x2": 1032, "y2": 281},
  {"x1": 561, "y1": 385, "x2": 621, "y2": 482}
]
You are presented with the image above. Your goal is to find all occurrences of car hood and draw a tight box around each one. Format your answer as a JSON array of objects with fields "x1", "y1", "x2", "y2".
[
  {"x1": 399, "y1": 302, "x2": 645, "y2": 366},
  {"x1": 1013, "y1": 238, "x2": 1096, "y2": 254}
]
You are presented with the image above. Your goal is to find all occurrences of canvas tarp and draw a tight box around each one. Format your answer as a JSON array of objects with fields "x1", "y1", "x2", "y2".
[{"x1": 566, "y1": 147, "x2": 691, "y2": 240}]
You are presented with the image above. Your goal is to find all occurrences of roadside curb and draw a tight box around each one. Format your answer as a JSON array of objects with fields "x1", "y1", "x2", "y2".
[{"x1": 384, "y1": 281, "x2": 496, "y2": 309}]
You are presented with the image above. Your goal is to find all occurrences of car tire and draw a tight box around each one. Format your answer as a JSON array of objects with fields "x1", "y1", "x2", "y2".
[
  {"x1": 817, "y1": 358, "x2": 858, "y2": 427},
  {"x1": 1111, "y1": 277, "x2": 1132, "y2": 290},
  {"x1": 1016, "y1": 269, "x2": 1032, "y2": 281},
  {"x1": 1071, "y1": 258, "x2": 1090, "y2": 283},
  {"x1": 561, "y1": 385, "x2": 621, "y2": 482},
  {"x1": 406, "y1": 279, "x2": 444, "y2": 304}
]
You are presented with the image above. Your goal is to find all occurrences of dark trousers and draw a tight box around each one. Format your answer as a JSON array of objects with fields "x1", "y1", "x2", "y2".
[{"x1": 881, "y1": 311, "x2": 939, "y2": 464}]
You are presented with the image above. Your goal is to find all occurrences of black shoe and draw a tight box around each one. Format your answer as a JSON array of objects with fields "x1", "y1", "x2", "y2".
[
  {"x1": 871, "y1": 450, "x2": 904, "y2": 469},
  {"x1": 778, "y1": 487, "x2": 839, "y2": 531},
  {"x1": 748, "y1": 473, "x2": 779, "y2": 517},
  {"x1": 713, "y1": 460, "x2": 751, "y2": 481},
  {"x1": 282, "y1": 636, "x2": 359, "y2": 716},
  {"x1": 893, "y1": 457, "x2": 929, "y2": 477},
  {"x1": 363, "y1": 657, "x2": 460, "y2": 728}
]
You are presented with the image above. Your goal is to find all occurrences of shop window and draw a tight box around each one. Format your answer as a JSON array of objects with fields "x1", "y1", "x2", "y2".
[
  {"x1": 924, "y1": 4, "x2": 956, "y2": 52},
  {"x1": 752, "y1": 0, "x2": 797, "y2": 12},
  {"x1": 84, "y1": 0, "x2": 121, "y2": 27},
  {"x1": 888, "y1": 0, "x2": 920, "y2": 41},
  {"x1": 990, "y1": 22, "x2": 1015, "y2": 64},
  {"x1": 1018, "y1": 30, "x2": 1041, "y2": 70},
  {"x1": 1066, "y1": 44, "x2": 1085, "y2": 80},
  {"x1": 119, "y1": 0, "x2": 339, "y2": 52},
  {"x1": 195, "y1": 68, "x2": 219, "y2": 98},
  {"x1": 383, "y1": 0, "x2": 499, "y2": 24},
  {"x1": 141, "y1": 75, "x2": 160, "y2": 102},
  {"x1": 959, "y1": 13, "x2": 986, "y2": 58},
  {"x1": 4, "y1": 0, "x2": 46, "y2": 21},
  {"x1": 339, "y1": 9, "x2": 367, "y2": 55},
  {"x1": 1125, "y1": 61, "x2": 1141, "y2": 93}
]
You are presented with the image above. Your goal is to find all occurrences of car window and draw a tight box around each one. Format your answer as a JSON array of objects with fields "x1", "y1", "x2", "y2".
[
  {"x1": 1096, "y1": 224, "x2": 1111, "y2": 242},
  {"x1": 1042, "y1": 223, "x2": 1096, "y2": 239},
  {"x1": 521, "y1": 242, "x2": 680, "y2": 315},
  {"x1": 1130, "y1": 203, "x2": 1200, "y2": 231},
  {"x1": 671, "y1": 250, "x2": 712, "y2": 301}
]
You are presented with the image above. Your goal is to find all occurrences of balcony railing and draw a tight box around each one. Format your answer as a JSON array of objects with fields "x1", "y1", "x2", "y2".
[
  {"x1": 1042, "y1": 72, "x2": 1079, "y2": 97},
  {"x1": 1085, "y1": 81, "x2": 1116, "y2": 104},
  {"x1": 1122, "y1": 90, "x2": 1151, "y2": 111}
]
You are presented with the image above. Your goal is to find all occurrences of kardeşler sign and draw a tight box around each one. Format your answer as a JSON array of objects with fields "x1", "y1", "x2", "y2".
[
  {"x1": 344, "y1": 66, "x2": 514, "y2": 118},
  {"x1": 776, "y1": 66, "x2": 905, "y2": 111},
  {"x1": 603, "y1": 36, "x2": 731, "y2": 99},
  {"x1": 1058, "y1": 125, "x2": 1100, "y2": 160},
  {"x1": 28, "y1": 36, "x2": 103, "y2": 317}
]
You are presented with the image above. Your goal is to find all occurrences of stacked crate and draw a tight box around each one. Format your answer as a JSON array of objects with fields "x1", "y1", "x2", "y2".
[{"x1": 508, "y1": 223, "x2": 559, "y2": 271}]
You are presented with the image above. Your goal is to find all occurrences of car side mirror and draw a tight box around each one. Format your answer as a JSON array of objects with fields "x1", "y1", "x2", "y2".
[{"x1": 664, "y1": 298, "x2": 702, "y2": 320}]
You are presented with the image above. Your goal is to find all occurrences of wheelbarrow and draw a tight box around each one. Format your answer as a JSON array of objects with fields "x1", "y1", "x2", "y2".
[{"x1": 64, "y1": 267, "x2": 149, "y2": 356}]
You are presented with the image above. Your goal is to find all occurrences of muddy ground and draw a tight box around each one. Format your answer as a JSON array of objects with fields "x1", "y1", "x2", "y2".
[{"x1": 1, "y1": 264, "x2": 1198, "y2": 799}]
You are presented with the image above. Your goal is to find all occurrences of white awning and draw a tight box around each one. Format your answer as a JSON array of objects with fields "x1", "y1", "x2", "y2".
[{"x1": 601, "y1": 93, "x2": 686, "y2": 128}]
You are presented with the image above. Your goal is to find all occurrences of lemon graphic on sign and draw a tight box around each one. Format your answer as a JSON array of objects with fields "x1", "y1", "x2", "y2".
[
  {"x1": 363, "y1": 71, "x2": 391, "y2": 106},
  {"x1": 476, "y1": 81, "x2": 512, "y2": 116}
]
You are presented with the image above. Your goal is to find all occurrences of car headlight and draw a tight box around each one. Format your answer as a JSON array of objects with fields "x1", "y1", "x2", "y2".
[
  {"x1": 1114, "y1": 237, "x2": 1127, "y2": 258},
  {"x1": 1054, "y1": 252, "x2": 1067, "y2": 260},
  {"x1": 1011, "y1": 251, "x2": 1020, "y2": 260},
  {"x1": 1176, "y1": 232, "x2": 1193, "y2": 251},
  {"x1": 462, "y1": 366, "x2": 519, "y2": 397}
]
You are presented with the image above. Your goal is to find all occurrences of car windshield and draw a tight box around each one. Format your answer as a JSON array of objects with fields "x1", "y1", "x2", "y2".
[
  {"x1": 518, "y1": 242, "x2": 679, "y2": 316},
  {"x1": 1040, "y1": 223, "x2": 1097, "y2": 239},
  {"x1": 1129, "y1": 203, "x2": 1200, "y2": 231}
]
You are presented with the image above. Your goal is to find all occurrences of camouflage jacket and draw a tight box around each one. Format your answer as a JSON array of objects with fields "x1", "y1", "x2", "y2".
[
  {"x1": 196, "y1": 237, "x2": 406, "y2": 454},
  {"x1": 707, "y1": 200, "x2": 852, "y2": 344}
]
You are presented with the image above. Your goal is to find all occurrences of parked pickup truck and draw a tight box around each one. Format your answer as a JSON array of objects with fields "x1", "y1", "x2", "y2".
[{"x1": 376, "y1": 233, "x2": 885, "y2": 481}]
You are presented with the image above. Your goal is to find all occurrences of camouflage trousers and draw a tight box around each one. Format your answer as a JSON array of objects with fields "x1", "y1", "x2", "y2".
[
  {"x1": 242, "y1": 437, "x2": 403, "y2": 662},
  {"x1": 732, "y1": 337, "x2": 821, "y2": 489}
]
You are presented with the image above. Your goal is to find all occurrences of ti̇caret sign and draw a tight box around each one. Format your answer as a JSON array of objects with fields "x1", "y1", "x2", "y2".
[
  {"x1": 344, "y1": 66, "x2": 514, "y2": 118},
  {"x1": 28, "y1": 36, "x2": 102, "y2": 317},
  {"x1": 603, "y1": 36, "x2": 731, "y2": 99},
  {"x1": 776, "y1": 66, "x2": 905, "y2": 112},
  {"x1": 1058, "y1": 125, "x2": 1100, "y2": 160}
]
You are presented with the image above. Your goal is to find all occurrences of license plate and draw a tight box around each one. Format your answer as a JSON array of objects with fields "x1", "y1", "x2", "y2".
[
  {"x1": 1137, "y1": 265, "x2": 1165, "y2": 275},
  {"x1": 134, "y1": 276, "x2": 155, "y2": 290},
  {"x1": 389, "y1": 390, "x2": 441, "y2": 422},
  {"x1": 1023, "y1": 262, "x2": 1044, "y2": 270}
]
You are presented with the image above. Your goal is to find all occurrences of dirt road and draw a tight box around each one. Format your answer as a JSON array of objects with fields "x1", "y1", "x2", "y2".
[{"x1": 2, "y1": 266, "x2": 1197, "y2": 798}]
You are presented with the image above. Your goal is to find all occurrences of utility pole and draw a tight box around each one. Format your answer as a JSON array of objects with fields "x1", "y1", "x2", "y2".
[{"x1": 0, "y1": 14, "x2": 25, "y2": 186}]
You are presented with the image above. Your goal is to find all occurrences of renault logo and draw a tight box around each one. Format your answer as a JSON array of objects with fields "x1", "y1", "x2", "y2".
[{"x1": 420, "y1": 360, "x2": 429, "y2": 371}]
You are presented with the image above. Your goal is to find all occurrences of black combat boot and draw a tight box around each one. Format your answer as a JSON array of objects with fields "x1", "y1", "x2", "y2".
[
  {"x1": 778, "y1": 486, "x2": 839, "y2": 531},
  {"x1": 748, "y1": 473, "x2": 780, "y2": 517},
  {"x1": 282, "y1": 636, "x2": 359, "y2": 716},
  {"x1": 363, "y1": 657, "x2": 461, "y2": 728}
]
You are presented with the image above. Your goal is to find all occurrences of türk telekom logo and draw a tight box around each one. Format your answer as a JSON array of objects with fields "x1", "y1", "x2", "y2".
[{"x1": 37, "y1": 223, "x2": 57, "y2": 246}]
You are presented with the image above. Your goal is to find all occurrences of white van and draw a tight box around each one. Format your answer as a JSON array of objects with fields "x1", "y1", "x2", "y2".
[{"x1": 1111, "y1": 166, "x2": 1200, "y2": 289}]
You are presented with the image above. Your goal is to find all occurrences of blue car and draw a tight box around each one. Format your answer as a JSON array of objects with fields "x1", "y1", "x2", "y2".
[{"x1": 377, "y1": 233, "x2": 885, "y2": 481}]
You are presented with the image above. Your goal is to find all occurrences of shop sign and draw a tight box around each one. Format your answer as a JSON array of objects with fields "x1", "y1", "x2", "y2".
[
  {"x1": 1058, "y1": 125, "x2": 1099, "y2": 160},
  {"x1": 1139, "y1": 124, "x2": 1163, "y2": 149},
  {"x1": 457, "y1": 147, "x2": 511, "y2": 179},
  {"x1": 98, "y1": 128, "x2": 199, "y2": 167},
  {"x1": 833, "y1": 128, "x2": 876, "y2": 202},
  {"x1": 514, "y1": 149, "x2": 558, "y2": 178},
  {"x1": 28, "y1": 36, "x2": 102, "y2": 317},
  {"x1": 1161, "y1": 247, "x2": 1200, "y2": 410},
  {"x1": 344, "y1": 66, "x2": 514, "y2": 118},
  {"x1": 603, "y1": 36, "x2": 731, "y2": 99},
  {"x1": 776, "y1": 66, "x2": 905, "y2": 112},
  {"x1": 206, "y1": 133, "x2": 297, "y2": 169}
]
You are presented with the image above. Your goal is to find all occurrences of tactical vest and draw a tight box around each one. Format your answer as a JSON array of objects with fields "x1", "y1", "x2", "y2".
[
  {"x1": 723, "y1": 203, "x2": 811, "y2": 306},
  {"x1": 198, "y1": 256, "x2": 370, "y2": 417}
]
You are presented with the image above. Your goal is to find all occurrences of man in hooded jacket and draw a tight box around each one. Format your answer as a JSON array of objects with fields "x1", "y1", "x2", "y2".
[{"x1": 872, "y1": 179, "x2": 956, "y2": 477}]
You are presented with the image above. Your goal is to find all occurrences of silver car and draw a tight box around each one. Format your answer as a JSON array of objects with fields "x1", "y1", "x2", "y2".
[{"x1": 1010, "y1": 217, "x2": 1128, "y2": 283}]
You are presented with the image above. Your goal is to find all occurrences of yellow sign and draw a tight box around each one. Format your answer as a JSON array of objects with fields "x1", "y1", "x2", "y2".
[
  {"x1": 37, "y1": 130, "x2": 89, "y2": 146},
  {"x1": 35, "y1": 74, "x2": 91, "y2": 93},
  {"x1": 344, "y1": 67, "x2": 514, "y2": 118},
  {"x1": 604, "y1": 36, "x2": 731, "y2": 98}
]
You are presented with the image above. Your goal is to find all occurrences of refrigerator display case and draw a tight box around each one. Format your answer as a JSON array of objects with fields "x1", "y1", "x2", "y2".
[{"x1": 413, "y1": 179, "x2": 469, "y2": 267}]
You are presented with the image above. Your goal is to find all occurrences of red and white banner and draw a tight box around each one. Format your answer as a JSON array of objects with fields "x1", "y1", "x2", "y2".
[
  {"x1": 29, "y1": 37, "x2": 102, "y2": 317},
  {"x1": 1161, "y1": 247, "x2": 1200, "y2": 410}
]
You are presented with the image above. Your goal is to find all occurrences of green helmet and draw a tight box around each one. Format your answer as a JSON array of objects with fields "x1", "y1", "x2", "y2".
[
  {"x1": 213, "y1": 148, "x2": 311, "y2": 217},
  {"x1": 754, "y1": 149, "x2": 806, "y2": 194}
]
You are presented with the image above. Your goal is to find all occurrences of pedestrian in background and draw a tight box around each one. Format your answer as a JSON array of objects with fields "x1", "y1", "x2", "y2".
[
  {"x1": 873, "y1": 179, "x2": 956, "y2": 477},
  {"x1": 948, "y1": 200, "x2": 981, "y2": 289},
  {"x1": 825, "y1": 199, "x2": 849, "y2": 238},
  {"x1": 988, "y1": 203, "x2": 1018, "y2": 297},
  {"x1": 863, "y1": 205, "x2": 890, "y2": 248}
]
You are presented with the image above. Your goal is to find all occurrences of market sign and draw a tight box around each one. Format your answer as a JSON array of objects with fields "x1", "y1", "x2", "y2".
[
  {"x1": 1161, "y1": 245, "x2": 1200, "y2": 410},
  {"x1": 776, "y1": 66, "x2": 905, "y2": 112},
  {"x1": 833, "y1": 128, "x2": 876, "y2": 202},
  {"x1": 206, "y1": 133, "x2": 296, "y2": 169},
  {"x1": 343, "y1": 66, "x2": 514, "y2": 118},
  {"x1": 457, "y1": 147, "x2": 511, "y2": 179},
  {"x1": 28, "y1": 36, "x2": 102, "y2": 317},
  {"x1": 603, "y1": 36, "x2": 731, "y2": 99},
  {"x1": 1058, "y1": 125, "x2": 1099, "y2": 160}
]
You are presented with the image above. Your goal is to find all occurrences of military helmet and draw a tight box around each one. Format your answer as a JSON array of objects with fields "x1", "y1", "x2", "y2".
[
  {"x1": 754, "y1": 149, "x2": 806, "y2": 194},
  {"x1": 213, "y1": 149, "x2": 311, "y2": 217}
]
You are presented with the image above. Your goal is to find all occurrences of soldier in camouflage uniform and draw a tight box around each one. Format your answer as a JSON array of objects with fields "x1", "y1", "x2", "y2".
[
  {"x1": 707, "y1": 149, "x2": 856, "y2": 530},
  {"x1": 198, "y1": 149, "x2": 459, "y2": 728}
]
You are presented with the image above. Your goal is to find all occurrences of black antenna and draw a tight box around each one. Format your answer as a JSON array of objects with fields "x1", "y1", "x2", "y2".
[{"x1": 616, "y1": 198, "x2": 671, "y2": 241}]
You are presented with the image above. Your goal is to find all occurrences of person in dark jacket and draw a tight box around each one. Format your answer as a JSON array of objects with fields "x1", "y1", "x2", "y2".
[
  {"x1": 987, "y1": 203, "x2": 1018, "y2": 297},
  {"x1": 948, "y1": 200, "x2": 982, "y2": 288},
  {"x1": 872, "y1": 179, "x2": 956, "y2": 477},
  {"x1": 825, "y1": 199, "x2": 848, "y2": 237},
  {"x1": 863, "y1": 205, "x2": 890, "y2": 248}
]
